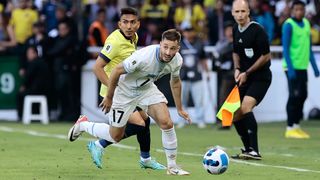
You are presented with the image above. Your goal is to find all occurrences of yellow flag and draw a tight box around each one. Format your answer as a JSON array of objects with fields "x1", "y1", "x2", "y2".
[{"x1": 216, "y1": 85, "x2": 241, "y2": 127}]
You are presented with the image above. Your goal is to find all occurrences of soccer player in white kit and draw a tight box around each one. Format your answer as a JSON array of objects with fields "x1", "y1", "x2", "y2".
[{"x1": 100, "y1": 29, "x2": 191, "y2": 175}]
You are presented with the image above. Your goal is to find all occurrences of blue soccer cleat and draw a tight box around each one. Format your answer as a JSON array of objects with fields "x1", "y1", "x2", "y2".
[
  {"x1": 139, "y1": 158, "x2": 166, "y2": 170},
  {"x1": 87, "y1": 141, "x2": 104, "y2": 169}
]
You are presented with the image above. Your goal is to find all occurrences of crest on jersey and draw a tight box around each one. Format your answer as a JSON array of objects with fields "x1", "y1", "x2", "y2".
[
  {"x1": 132, "y1": 60, "x2": 136, "y2": 65},
  {"x1": 105, "y1": 44, "x2": 112, "y2": 53}
]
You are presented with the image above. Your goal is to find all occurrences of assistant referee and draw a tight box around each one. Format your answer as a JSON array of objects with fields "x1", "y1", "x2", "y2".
[{"x1": 231, "y1": 0, "x2": 272, "y2": 160}]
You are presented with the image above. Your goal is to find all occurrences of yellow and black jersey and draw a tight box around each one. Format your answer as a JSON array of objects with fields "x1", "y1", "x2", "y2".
[{"x1": 99, "y1": 29, "x2": 138, "y2": 97}]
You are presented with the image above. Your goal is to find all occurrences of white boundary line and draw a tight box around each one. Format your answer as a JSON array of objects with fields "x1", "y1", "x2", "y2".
[{"x1": 1, "y1": 126, "x2": 320, "y2": 174}]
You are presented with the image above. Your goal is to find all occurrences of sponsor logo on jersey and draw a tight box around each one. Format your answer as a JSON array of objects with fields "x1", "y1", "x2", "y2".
[{"x1": 105, "y1": 44, "x2": 112, "y2": 53}]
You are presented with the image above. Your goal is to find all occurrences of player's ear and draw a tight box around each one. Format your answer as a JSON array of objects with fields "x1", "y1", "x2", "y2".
[{"x1": 136, "y1": 20, "x2": 140, "y2": 29}]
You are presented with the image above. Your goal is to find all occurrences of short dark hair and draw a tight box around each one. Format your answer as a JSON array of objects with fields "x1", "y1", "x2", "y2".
[
  {"x1": 120, "y1": 7, "x2": 139, "y2": 19},
  {"x1": 161, "y1": 29, "x2": 181, "y2": 43},
  {"x1": 292, "y1": 0, "x2": 306, "y2": 8}
]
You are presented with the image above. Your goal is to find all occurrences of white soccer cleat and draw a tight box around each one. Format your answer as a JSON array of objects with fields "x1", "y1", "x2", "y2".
[
  {"x1": 67, "y1": 115, "x2": 88, "y2": 142},
  {"x1": 167, "y1": 166, "x2": 190, "y2": 175}
]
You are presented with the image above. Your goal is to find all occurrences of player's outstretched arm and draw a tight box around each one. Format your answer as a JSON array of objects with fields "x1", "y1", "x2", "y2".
[{"x1": 170, "y1": 76, "x2": 192, "y2": 124}]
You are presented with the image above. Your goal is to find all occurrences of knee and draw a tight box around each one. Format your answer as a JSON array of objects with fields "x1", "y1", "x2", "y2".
[
  {"x1": 239, "y1": 106, "x2": 252, "y2": 115},
  {"x1": 159, "y1": 119, "x2": 173, "y2": 129}
]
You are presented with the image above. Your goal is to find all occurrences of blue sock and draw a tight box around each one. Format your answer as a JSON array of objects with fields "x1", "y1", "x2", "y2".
[
  {"x1": 140, "y1": 151, "x2": 150, "y2": 159},
  {"x1": 99, "y1": 139, "x2": 113, "y2": 148}
]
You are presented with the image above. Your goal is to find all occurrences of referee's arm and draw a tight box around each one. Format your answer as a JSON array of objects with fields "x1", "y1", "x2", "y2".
[
  {"x1": 245, "y1": 53, "x2": 271, "y2": 76},
  {"x1": 233, "y1": 52, "x2": 241, "y2": 81}
]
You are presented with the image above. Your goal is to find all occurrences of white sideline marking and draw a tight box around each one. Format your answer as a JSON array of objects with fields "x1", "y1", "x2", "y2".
[{"x1": 1, "y1": 126, "x2": 320, "y2": 174}]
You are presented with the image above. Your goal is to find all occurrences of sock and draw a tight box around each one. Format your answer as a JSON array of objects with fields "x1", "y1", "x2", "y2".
[
  {"x1": 244, "y1": 112, "x2": 259, "y2": 153},
  {"x1": 95, "y1": 140, "x2": 104, "y2": 148},
  {"x1": 233, "y1": 118, "x2": 250, "y2": 151},
  {"x1": 79, "y1": 121, "x2": 116, "y2": 143},
  {"x1": 162, "y1": 127, "x2": 177, "y2": 168},
  {"x1": 140, "y1": 151, "x2": 151, "y2": 162},
  {"x1": 123, "y1": 122, "x2": 145, "y2": 139},
  {"x1": 286, "y1": 126, "x2": 294, "y2": 131},
  {"x1": 137, "y1": 117, "x2": 151, "y2": 153},
  {"x1": 293, "y1": 124, "x2": 300, "y2": 129},
  {"x1": 98, "y1": 139, "x2": 113, "y2": 148}
]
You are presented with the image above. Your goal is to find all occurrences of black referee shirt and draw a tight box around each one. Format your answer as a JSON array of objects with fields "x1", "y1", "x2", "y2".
[{"x1": 233, "y1": 22, "x2": 271, "y2": 80}]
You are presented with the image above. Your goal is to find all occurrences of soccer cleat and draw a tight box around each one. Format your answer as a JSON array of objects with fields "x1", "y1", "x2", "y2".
[
  {"x1": 67, "y1": 115, "x2": 88, "y2": 142},
  {"x1": 167, "y1": 166, "x2": 190, "y2": 175},
  {"x1": 285, "y1": 129, "x2": 307, "y2": 139},
  {"x1": 240, "y1": 150, "x2": 262, "y2": 160},
  {"x1": 231, "y1": 148, "x2": 248, "y2": 159},
  {"x1": 139, "y1": 158, "x2": 166, "y2": 170},
  {"x1": 295, "y1": 128, "x2": 310, "y2": 138},
  {"x1": 87, "y1": 141, "x2": 104, "y2": 169}
]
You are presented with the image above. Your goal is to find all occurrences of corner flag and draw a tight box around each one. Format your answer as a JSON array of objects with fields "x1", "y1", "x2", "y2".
[{"x1": 216, "y1": 85, "x2": 240, "y2": 127}]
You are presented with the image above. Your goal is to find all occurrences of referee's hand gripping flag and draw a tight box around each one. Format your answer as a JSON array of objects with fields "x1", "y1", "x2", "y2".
[{"x1": 216, "y1": 85, "x2": 240, "y2": 127}]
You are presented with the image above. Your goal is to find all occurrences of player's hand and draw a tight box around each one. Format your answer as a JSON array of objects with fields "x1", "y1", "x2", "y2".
[
  {"x1": 236, "y1": 72, "x2": 247, "y2": 86},
  {"x1": 178, "y1": 110, "x2": 192, "y2": 124},
  {"x1": 99, "y1": 96, "x2": 112, "y2": 114}
]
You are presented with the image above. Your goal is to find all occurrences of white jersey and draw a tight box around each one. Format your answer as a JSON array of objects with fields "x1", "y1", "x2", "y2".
[{"x1": 120, "y1": 44, "x2": 183, "y2": 96}]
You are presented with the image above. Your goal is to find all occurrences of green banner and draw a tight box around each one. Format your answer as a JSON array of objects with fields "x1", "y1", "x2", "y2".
[{"x1": 0, "y1": 56, "x2": 21, "y2": 109}]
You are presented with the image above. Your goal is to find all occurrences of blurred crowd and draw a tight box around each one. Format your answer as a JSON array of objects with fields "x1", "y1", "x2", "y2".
[{"x1": 1, "y1": 0, "x2": 319, "y2": 121}]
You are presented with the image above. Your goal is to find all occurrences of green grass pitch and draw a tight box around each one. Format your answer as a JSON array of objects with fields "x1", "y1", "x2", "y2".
[{"x1": 1, "y1": 120, "x2": 320, "y2": 179}]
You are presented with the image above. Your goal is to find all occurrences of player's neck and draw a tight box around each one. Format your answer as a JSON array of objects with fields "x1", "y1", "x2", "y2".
[
  {"x1": 119, "y1": 30, "x2": 134, "y2": 41},
  {"x1": 239, "y1": 18, "x2": 250, "y2": 29}
]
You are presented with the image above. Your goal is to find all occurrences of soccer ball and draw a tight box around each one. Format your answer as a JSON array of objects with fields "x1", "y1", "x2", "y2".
[{"x1": 202, "y1": 147, "x2": 229, "y2": 175}]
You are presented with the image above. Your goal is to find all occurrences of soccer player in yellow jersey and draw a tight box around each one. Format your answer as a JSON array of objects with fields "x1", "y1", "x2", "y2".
[{"x1": 68, "y1": 7, "x2": 165, "y2": 170}]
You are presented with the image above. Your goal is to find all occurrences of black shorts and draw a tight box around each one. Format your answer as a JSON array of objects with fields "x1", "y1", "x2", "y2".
[{"x1": 239, "y1": 79, "x2": 271, "y2": 105}]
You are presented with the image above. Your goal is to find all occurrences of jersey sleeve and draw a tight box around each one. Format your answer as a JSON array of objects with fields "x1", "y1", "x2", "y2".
[
  {"x1": 256, "y1": 26, "x2": 270, "y2": 55},
  {"x1": 122, "y1": 51, "x2": 142, "y2": 73},
  {"x1": 99, "y1": 38, "x2": 120, "y2": 63}
]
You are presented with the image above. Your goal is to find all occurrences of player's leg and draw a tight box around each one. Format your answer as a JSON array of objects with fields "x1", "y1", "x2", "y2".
[
  {"x1": 148, "y1": 102, "x2": 190, "y2": 175},
  {"x1": 124, "y1": 110, "x2": 165, "y2": 170},
  {"x1": 238, "y1": 80, "x2": 271, "y2": 160},
  {"x1": 285, "y1": 72, "x2": 302, "y2": 138},
  {"x1": 294, "y1": 73, "x2": 309, "y2": 137}
]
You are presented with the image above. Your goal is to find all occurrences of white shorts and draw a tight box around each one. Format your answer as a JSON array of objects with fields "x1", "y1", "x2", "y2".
[{"x1": 108, "y1": 84, "x2": 168, "y2": 127}]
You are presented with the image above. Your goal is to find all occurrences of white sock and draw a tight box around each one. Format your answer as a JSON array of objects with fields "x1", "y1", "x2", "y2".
[
  {"x1": 94, "y1": 140, "x2": 104, "y2": 148},
  {"x1": 140, "y1": 157, "x2": 151, "y2": 162},
  {"x1": 286, "y1": 126, "x2": 294, "y2": 131},
  {"x1": 161, "y1": 127, "x2": 177, "y2": 168},
  {"x1": 80, "y1": 122, "x2": 116, "y2": 143},
  {"x1": 293, "y1": 124, "x2": 300, "y2": 129}
]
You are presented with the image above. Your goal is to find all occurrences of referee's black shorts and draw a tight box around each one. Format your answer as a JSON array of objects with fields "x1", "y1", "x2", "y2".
[{"x1": 239, "y1": 79, "x2": 271, "y2": 105}]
